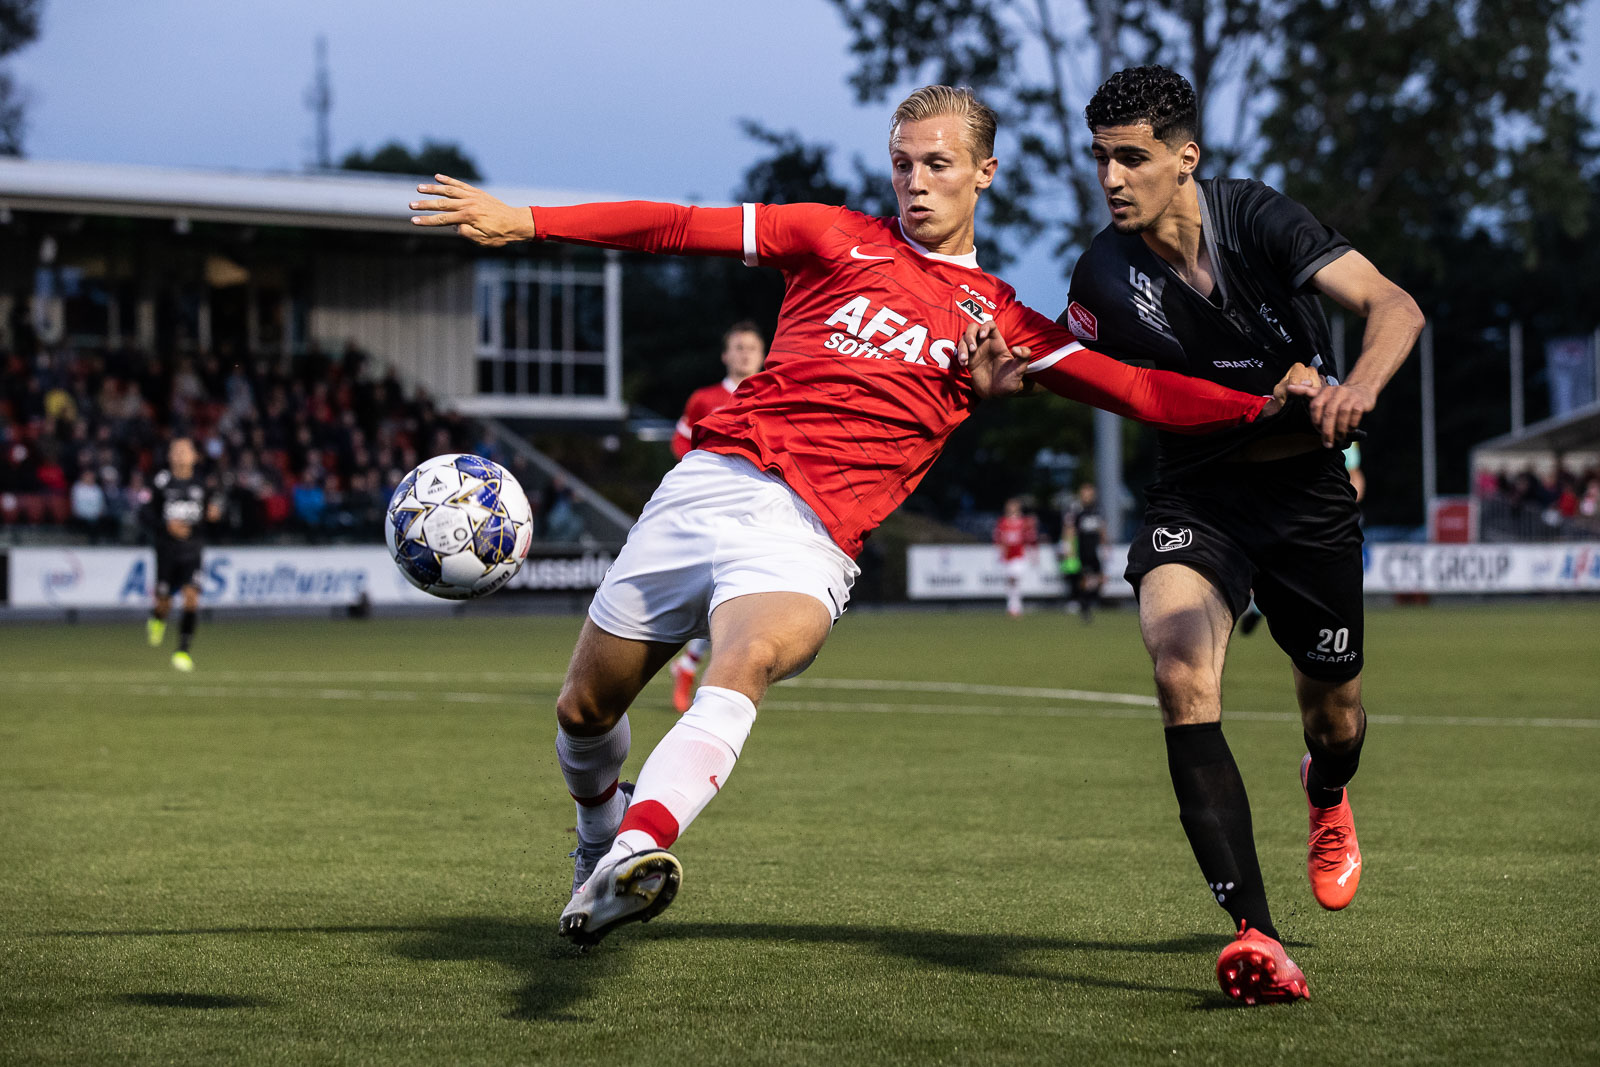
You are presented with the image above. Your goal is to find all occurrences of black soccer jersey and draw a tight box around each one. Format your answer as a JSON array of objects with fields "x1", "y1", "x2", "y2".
[
  {"x1": 149, "y1": 470, "x2": 211, "y2": 547},
  {"x1": 1075, "y1": 506, "x2": 1105, "y2": 561},
  {"x1": 1062, "y1": 178, "x2": 1351, "y2": 473}
]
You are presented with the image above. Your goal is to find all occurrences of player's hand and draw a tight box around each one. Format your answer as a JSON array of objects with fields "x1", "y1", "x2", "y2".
[
  {"x1": 959, "y1": 322, "x2": 1032, "y2": 398},
  {"x1": 1307, "y1": 381, "x2": 1377, "y2": 448},
  {"x1": 1261, "y1": 361, "x2": 1322, "y2": 418},
  {"x1": 167, "y1": 519, "x2": 192, "y2": 539},
  {"x1": 410, "y1": 175, "x2": 536, "y2": 246}
]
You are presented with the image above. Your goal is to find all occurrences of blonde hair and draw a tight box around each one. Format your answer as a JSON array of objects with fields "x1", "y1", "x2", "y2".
[{"x1": 889, "y1": 85, "x2": 998, "y2": 163}]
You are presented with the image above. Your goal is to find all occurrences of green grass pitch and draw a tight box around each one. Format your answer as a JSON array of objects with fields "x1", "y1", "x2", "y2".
[{"x1": 2, "y1": 602, "x2": 1596, "y2": 1065}]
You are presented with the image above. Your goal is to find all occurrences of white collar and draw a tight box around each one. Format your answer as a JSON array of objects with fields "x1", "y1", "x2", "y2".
[
  {"x1": 894, "y1": 218, "x2": 981, "y2": 269},
  {"x1": 721, "y1": 376, "x2": 739, "y2": 392}
]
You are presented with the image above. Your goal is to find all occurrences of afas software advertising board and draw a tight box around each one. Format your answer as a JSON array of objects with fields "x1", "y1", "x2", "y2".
[{"x1": 4, "y1": 545, "x2": 618, "y2": 609}]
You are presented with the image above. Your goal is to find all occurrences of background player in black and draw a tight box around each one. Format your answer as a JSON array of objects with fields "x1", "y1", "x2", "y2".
[
  {"x1": 146, "y1": 437, "x2": 220, "y2": 672},
  {"x1": 1063, "y1": 66, "x2": 1424, "y2": 1003},
  {"x1": 1059, "y1": 482, "x2": 1104, "y2": 622}
]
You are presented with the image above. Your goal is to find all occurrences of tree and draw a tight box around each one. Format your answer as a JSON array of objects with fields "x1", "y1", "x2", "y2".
[
  {"x1": 0, "y1": 0, "x2": 42, "y2": 155},
  {"x1": 340, "y1": 139, "x2": 483, "y2": 181},
  {"x1": 825, "y1": 0, "x2": 1276, "y2": 263},
  {"x1": 1258, "y1": 0, "x2": 1599, "y2": 523}
]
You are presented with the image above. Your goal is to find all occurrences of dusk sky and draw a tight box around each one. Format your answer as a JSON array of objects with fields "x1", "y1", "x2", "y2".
[{"x1": 11, "y1": 0, "x2": 1599, "y2": 307}]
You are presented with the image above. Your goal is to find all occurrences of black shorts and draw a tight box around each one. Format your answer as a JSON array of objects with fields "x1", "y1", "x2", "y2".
[
  {"x1": 1124, "y1": 449, "x2": 1364, "y2": 683},
  {"x1": 155, "y1": 543, "x2": 204, "y2": 597}
]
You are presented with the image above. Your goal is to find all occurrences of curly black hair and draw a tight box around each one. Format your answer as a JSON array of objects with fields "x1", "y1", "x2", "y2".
[{"x1": 1084, "y1": 65, "x2": 1198, "y2": 146}]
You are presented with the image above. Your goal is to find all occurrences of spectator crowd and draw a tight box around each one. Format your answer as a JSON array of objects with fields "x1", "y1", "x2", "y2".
[
  {"x1": 1476, "y1": 462, "x2": 1600, "y2": 538},
  {"x1": 0, "y1": 344, "x2": 581, "y2": 545}
]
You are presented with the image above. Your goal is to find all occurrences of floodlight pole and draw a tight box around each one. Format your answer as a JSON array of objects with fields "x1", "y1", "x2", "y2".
[
  {"x1": 1509, "y1": 319, "x2": 1524, "y2": 435},
  {"x1": 1091, "y1": 0, "x2": 1126, "y2": 538},
  {"x1": 1420, "y1": 321, "x2": 1437, "y2": 534}
]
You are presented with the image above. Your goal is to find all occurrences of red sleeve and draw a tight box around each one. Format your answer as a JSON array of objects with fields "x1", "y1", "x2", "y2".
[
  {"x1": 528, "y1": 201, "x2": 846, "y2": 266},
  {"x1": 530, "y1": 202, "x2": 745, "y2": 257},
  {"x1": 1029, "y1": 347, "x2": 1268, "y2": 433},
  {"x1": 992, "y1": 298, "x2": 1265, "y2": 433}
]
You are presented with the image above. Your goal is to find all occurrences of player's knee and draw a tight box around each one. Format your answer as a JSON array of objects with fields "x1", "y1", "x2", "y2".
[
  {"x1": 1303, "y1": 694, "x2": 1364, "y2": 750},
  {"x1": 719, "y1": 631, "x2": 792, "y2": 684},
  {"x1": 554, "y1": 685, "x2": 622, "y2": 734},
  {"x1": 1151, "y1": 655, "x2": 1220, "y2": 719}
]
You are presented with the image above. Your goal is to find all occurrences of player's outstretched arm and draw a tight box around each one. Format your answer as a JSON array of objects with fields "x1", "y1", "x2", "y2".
[
  {"x1": 410, "y1": 175, "x2": 538, "y2": 246},
  {"x1": 1307, "y1": 250, "x2": 1425, "y2": 447},
  {"x1": 962, "y1": 321, "x2": 1274, "y2": 431}
]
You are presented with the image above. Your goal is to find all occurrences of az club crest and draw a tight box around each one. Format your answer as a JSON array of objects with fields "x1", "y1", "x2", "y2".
[
  {"x1": 1153, "y1": 527, "x2": 1193, "y2": 552},
  {"x1": 956, "y1": 297, "x2": 990, "y2": 323}
]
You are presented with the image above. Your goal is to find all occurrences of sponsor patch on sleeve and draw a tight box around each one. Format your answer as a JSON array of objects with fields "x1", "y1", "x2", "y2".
[{"x1": 1066, "y1": 301, "x2": 1098, "y2": 341}]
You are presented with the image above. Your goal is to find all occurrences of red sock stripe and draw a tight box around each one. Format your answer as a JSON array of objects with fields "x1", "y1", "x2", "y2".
[
  {"x1": 570, "y1": 779, "x2": 619, "y2": 808},
  {"x1": 618, "y1": 799, "x2": 680, "y2": 848}
]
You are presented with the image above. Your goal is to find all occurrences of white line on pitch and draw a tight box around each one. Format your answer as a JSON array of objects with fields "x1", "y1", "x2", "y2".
[
  {"x1": 779, "y1": 676, "x2": 1158, "y2": 707},
  {"x1": 762, "y1": 700, "x2": 1600, "y2": 729},
  {"x1": 5, "y1": 680, "x2": 1597, "y2": 728},
  {"x1": 4, "y1": 669, "x2": 1155, "y2": 706}
]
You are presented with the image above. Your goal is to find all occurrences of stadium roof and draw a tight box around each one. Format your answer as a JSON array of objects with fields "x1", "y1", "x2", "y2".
[
  {"x1": 0, "y1": 158, "x2": 625, "y2": 235},
  {"x1": 1472, "y1": 398, "x2": 1600, "y2": 456}
]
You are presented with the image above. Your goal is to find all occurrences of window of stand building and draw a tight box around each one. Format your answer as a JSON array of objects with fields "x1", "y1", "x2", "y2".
[{"x1": 474, "y1": 260, "x2": 607, "y2": 398}]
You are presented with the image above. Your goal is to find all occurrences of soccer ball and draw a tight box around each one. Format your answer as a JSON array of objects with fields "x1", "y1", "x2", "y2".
[{"x1": 385, "y1": 453, "x2": 534, "y2": 600}]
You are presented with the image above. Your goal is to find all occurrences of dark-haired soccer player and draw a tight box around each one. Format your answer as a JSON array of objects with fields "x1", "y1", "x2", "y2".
[
  {"x1": 668, "y1": 322, "x2": 767, "y2": 713},
  {"x1": 1061, "y1": 65, "x2": 1424, "y2": 1003},
  {"x1": 146, "y1": 437, "x2": 221, "y2": 672},
  {"x1": 410, "y1": 84, "x2": 1307, "y2": 947}
]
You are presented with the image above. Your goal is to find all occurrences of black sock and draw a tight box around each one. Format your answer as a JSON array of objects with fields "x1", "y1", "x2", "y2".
[
  {"x1": 1165, "y1": 722, "x2": 1278, "y2": 941},
  {"x1": 178, "y1": 610, "x2": 197, "y2": 653},
  {"x1": 1304, "y1": 711, "x2": 1366, "y2": 808}
]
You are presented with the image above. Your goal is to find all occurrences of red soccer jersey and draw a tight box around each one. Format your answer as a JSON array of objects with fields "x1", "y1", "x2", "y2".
[
  {"x1": 993, "y1": 515, "x2": 1039, "y2": 561},
  {"x1": 529, "y1": 200, "x2": 1267, "y2": 557},
  {"x1": 672, "y1": 378, "x2": 737, "y2": 459}
]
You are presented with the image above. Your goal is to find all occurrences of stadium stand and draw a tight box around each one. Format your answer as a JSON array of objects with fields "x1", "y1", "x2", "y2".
[{"x1": 0, "y1": 341, "x2": 603, "y2": 547}]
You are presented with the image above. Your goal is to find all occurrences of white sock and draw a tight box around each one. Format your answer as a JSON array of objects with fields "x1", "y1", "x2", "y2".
[
  {"x1": 1007, "y1": 587, "x2": 1023, "y2": 615},
  {"x1": 556, "y1": 715, "x2": 631, "y2": 846},
  {"x1": 607, "y1": 685, "x2": 757, "y2": 859}
]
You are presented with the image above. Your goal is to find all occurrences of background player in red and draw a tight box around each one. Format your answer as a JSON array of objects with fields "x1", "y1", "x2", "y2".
[
  {"x1": 411, "y1": 84, "x2": 1306, "y2": 947},
  {"x1": 992, "y1": 497, "x2": 1038, "y2": 617},
  {"x1": 668, "y1": 322, "x2": 767, "y2": 712}
]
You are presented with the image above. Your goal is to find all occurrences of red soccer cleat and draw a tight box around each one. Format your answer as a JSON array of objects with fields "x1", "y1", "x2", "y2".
[
  {"x1": 671, "y1": 663, "x2": 695, "y2": 714},
  {"x1": 1216, "y1": 921, "x2": 1310, "y2": 1005},
  {"x1": 1301, "y1": 753, "x2": 1362, "y2": 910}
]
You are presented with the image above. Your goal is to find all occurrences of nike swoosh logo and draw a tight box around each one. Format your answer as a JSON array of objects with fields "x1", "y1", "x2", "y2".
[
  {"x1": 1336, "y1": 854, "x2": 1361, "y2": 886},
  {"x1": 709, "y1": 774, "x2": 721, "y2": 792},
  {"x1": 850, "y1": 246, "x2": 894, "y2": 261}
]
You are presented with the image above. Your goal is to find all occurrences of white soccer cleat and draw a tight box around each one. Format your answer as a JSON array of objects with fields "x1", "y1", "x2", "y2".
[{"x1": 557, "y1": 848, "x2": 682, "y2": 948}]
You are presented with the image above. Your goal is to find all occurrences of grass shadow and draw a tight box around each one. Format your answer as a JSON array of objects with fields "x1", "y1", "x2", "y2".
[
  {"x1": 115, "y1": 992, "x2": 271, "y2": 1010},
  {"x1": 393, "y1": 918, "x2": 1234, "y2": 1021},
  {"x1": 44, "y1": 919, "x2": 1255, "y2": 1022}
]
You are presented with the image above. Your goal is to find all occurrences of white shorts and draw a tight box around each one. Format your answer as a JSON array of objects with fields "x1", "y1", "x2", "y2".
[
  {"x1": 1004, "y1": 556, "x2": 1028, "y2": 581},
  {"x1": 587, "y1": 450, "x2": 860, "y2": 645}
]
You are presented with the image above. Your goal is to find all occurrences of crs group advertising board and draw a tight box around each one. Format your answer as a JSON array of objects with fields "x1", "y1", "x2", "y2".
[
  {"x1": 6, "y1": 545, "x2": 621, "y2": 609},
  {"x1": 907, "y1": 542, "x2": 1600, "y2": 599}
]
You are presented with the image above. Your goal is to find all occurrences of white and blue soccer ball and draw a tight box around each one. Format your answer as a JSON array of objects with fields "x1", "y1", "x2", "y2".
[{"x1": 385, "y1": 453, "x2": 534, "y2": 600}]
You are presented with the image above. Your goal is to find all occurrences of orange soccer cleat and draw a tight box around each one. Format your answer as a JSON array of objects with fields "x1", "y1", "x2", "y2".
[
  {"x1": 1301, "y1": 754, "x2": 1362, "y2": 910},
  {"x1": 1216, "y1": 921, "x2": 1310, "y2": 1005},
  {"x1": 671, "y1": 662, "x2": 695, "y2": 714}
]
